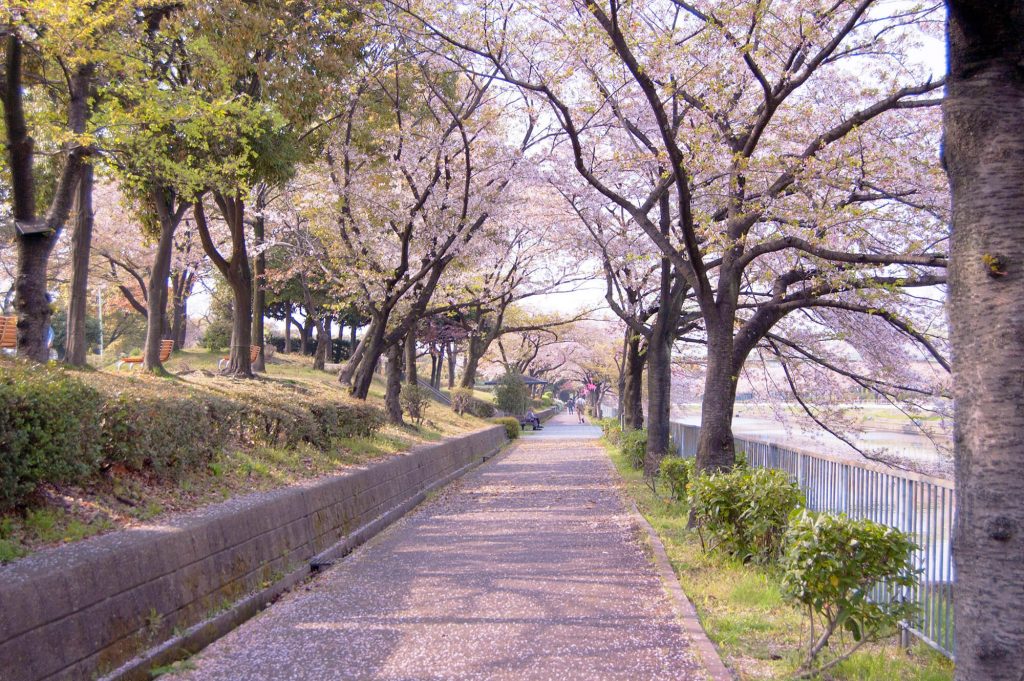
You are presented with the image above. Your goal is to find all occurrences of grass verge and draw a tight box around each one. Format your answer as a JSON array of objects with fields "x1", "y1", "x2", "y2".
[{"x1": 604, "y1": 441, "x2": 954, "y2": 681}]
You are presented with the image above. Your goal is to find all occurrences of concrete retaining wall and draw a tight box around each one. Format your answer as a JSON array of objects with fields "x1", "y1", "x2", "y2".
[{"x1": 0, "y1": 426, "x2": 506, "y2": 681}]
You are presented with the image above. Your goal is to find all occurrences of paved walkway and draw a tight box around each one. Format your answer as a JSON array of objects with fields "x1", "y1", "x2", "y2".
[{"x1": 177, "y1": 412, "x2": 704, "y2": 680}]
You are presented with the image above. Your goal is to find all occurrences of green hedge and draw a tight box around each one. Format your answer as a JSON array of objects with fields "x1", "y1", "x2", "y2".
[
  {"x1": 490, "y1": 417, "x2": 520, "y2": 440},
  {"x1": 0, "y1": 363, "x2": 103, "y2": 511},
  {"x1": 0, "y1": 361, "x2": 385, "y2": 511}
]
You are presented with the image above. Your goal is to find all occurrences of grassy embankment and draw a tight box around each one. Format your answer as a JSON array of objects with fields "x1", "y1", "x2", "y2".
[
  {"x1": 0, "y1": 349, "x2": 490, "y2": 563},
  {"x1": 605, "y1": 442, "x2": 954, "y2": 681}
]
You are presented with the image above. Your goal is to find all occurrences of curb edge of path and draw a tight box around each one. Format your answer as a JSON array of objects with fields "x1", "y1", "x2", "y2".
[{"x1": 600, "y1": 447, "x2": 734, "y2": 681}]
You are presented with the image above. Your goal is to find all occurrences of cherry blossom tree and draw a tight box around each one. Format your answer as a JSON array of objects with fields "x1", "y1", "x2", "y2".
[{"x1": 403, "y1": 0, "x2": 950, "y2": 473}]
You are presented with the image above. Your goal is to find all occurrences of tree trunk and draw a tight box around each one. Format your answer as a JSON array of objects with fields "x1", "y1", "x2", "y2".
[
  {"x1": 4, "y1": 42, "x2": 91, "y2": 362},
  {"x1": 338, "y1": 328, "x2": 368, "y2": 386},
  {"x1": 944, "y1": 3, "x2": 1024, "y2": 677},
  {"x1": 312, "y1": 318, "x2": 329, "y2": 371},
  {"x1": 350, "y1": 316, "x2": 387, "y2": 398},
  {"x1": 283, "y1": 305, "x2": 292, "y2": 354},
  {"x1": 404, "y1": 322, "x2": 418, "y2": 386},
  {"x1": 349, "y1": 322, "x2": 357, "y2": 350},
  {"x1": 622, "y1": 332, "x2": 646, "y2": 431},
  {"x1": 65, "y1": 163, "x2": 94, "y2": 366},
  {"x1": 170, "y1": 269, "x2": 193, "y2": 349},
  {"x1": 644, "y1": 330, "x2": 672, "y2": 476},
  {"x1": 460, "y1": 336, "x2": 484, "y2": 388},
  {"x1": 433, "y1": 342, "x2": 445, "y2": 389},
  {"x1": 447, "y1": 341, "x2": 457, "y2": 388},
  {"x1": 143, "y1": 198, "x2": 177, "y2": 372},
  {"x1": 250, "y1": 211, "x2": 266, "y2": 372},
  {"x1": 696, "y1": 324, "x2": 739, "y2": 472},
  {"x1": 384, "y1": 342, "x2": 404, "y2": 425},
  {"x1": 302, "y1": 317, "x2": 313, "y2": 354}
]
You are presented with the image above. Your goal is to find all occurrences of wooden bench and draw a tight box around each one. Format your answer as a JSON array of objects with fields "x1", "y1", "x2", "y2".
[
  {"x1": 218, "y1": 345, "x2": 261, "y2": 371},
  {"x1": 118, "y1": 339, "x2": 174, "y2": 370},
  {"x1": 0, "y1": 316, "x2": 16, "y2": 352}
]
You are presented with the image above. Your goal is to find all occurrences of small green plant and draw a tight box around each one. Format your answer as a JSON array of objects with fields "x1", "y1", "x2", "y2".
[
  {"x1": 597, "y1": 418, "x2": 622, "y2": 445},
  {"x1": 781, "y1": 510, "x2": 919, "y2": 677},
  {"x1": 400, "y1": 384, "x2": 429, "y2": 425},
  {"x1": 490, "y1": 417, "x2": 520, "y2": 440},
  {"x1": 689, "y1": 466, "x2": 804, "y2": 564},
  {"x1": 620, "y1": 428, "x2": 647, "y2": 470},
  {"x1": 493, "y1": 371, "x2": 530, "y2": 416},
  {"x1": 658, "y1": 456, "x2": 693, "y2": 502}
]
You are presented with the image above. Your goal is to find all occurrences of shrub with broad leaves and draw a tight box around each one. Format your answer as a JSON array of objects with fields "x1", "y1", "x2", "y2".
[
  {"x1": 658, "y1": 456, "x2": 694, "y2": 502},
  {"x1": 781, "y1": 510, "x2": 918, "y2": 676},
  {"x1": 689, "y1": 466, "x2": 804, "y2": 564}
]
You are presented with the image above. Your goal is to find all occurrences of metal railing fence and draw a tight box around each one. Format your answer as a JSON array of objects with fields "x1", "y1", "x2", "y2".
[{"x1": 669, "y1": 421, "x2": 955, "y2": 659}]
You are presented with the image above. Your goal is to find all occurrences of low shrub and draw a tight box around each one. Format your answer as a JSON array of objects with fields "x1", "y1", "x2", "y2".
[
  {"x1": 400, "y1": 384, "x2": 429, "y2": 425},
  {"x1": 658, "y1": 456, "x2": 694, "y2": 502},
  {"x1": 0, "y1": 362, "x2": 103, "y2": 510},
  {"x1": 620, "y1": 428, "x2": 647, "y2": 470},
  {"x1": 781, "y1": 510, "x2": 918, "y2": 675},
  {"x1": 689, "y1": 466, "x2": 804, "y2": 564},
  {"x1": 490, "y1": 417, "x2": 520, "y2": 440}
]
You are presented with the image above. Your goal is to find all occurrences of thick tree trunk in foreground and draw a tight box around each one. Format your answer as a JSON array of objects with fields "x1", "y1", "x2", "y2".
[
  {"x1": 384, "y1": 342, "x2": 404, "y2": 425},
  {"x1": 944, "y1": 3, "x2": 1024, "y2": 677},
  {"x1": 622, "y1": 332, "x2": 645, "y2": 431},
  {"x1": 65, "y1": 164, "x2": 94, "y2": 366},
  {"x1": 696, "y1": 325, "x2": 740, "y2": 472}
]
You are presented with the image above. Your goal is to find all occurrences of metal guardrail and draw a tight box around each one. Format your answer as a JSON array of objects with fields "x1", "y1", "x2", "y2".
[
  {"x1": 669, "y1": 421, "x2": 955, "y2": 659},
  {"x1": 416, "y1": 378, "x2": 452, "y2": 406}
]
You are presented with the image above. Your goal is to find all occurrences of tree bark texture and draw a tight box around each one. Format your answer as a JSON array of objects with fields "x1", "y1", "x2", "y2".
[
  {"x1": 350, "y1": 314, "x2": 388, "y2": 399},
  {"x1": 622, "y1": 331, "x2": 646, "y2": 431},
  {"x1": 250, "y1": 210, "x2": 267, "y2": 372},
  {"x1": 696, "y1": 324, "x2": 740, "y2": 472},
  {"x1": 944, "y1": 3, "x2": 1024, "y2": 677},
  {"x1": 143, "y1": 195, "x2": 178, "y2": 372},
  {"x1": 384, "y1": 342, "x2": 404, "y2": 425},
  {"x1": 404, "y1": 323, "x2": 418, "y2": 386},
  {"x1": 644, "y1": 331, "x2": 672, "y2": 476},
  {"x1": 65, "y1": 164, "x2": 94, "y2": 366}
]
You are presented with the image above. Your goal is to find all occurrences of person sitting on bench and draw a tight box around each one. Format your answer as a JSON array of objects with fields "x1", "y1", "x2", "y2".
[{"x1": 524, "y1": 409, "x2": 542, "y2": 430}]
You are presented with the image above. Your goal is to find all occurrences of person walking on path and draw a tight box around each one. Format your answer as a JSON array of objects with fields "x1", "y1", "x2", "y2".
[
  {"x1": 567, "y1": 398, "x2": 574, "y2": 415},
  {"x1": 576, "y1": 396, "x2": 587, "y2": 423},
  {"x1": 175, "y1": 419, "x2": 703, "y2": 680}
]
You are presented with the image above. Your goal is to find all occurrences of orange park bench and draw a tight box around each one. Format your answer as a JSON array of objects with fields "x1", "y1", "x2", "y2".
[
  {"x1": 218, "y1": 345, "x2": 261, "y2": 371},
  {"x1": 0, "y1": 316, "x2": 16, "y2": 352},
  {"x1": 117, "y1": 339, "x2": 174, "y2": 370}
]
